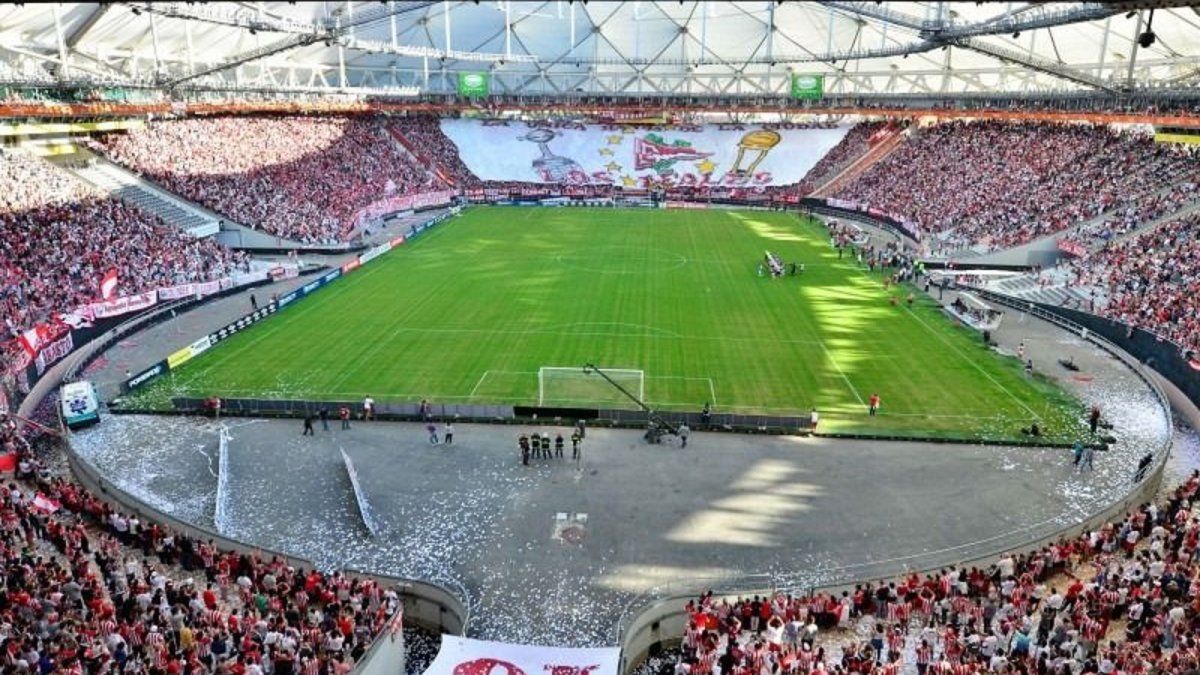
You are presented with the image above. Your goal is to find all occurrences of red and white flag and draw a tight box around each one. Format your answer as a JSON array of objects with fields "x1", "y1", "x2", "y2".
[
  {"x1": 32, "y1": 493, "x2": 61, "y2": 513},
  {"x1": 100, "y1": 269, "x2": 119, "y2": 300}
]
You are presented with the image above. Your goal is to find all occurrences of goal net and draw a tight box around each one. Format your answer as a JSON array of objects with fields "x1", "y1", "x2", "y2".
[{"x1": 538, "y1": 367, "x2": 645, "y2": 408}]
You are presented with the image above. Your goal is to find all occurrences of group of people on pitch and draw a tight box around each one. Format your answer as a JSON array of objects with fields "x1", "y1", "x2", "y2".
[{"x1": 518, "y1": 427, "x2": 583, "y2": 465}]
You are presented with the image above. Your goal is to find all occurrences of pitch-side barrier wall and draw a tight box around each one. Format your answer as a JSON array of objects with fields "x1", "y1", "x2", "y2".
[{"x1": 615, "y1": 299, "x2": 1174, "y2": 674}]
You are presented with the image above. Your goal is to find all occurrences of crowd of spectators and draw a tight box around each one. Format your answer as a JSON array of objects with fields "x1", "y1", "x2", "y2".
[
  {"x1": 1057, "y1": 180, "x2": 1200, "y2": 253},
  {"x1": 93, "y1": 116, "x2": 437, "y2": 244},
  {"x1": 387, "y1": 117, "x2": 481, "y2": 189},
  {"x1": 1065, "y1": 211, "x2": 1200, "y2": 357},
  {"x1": 656, "y1": 467, "x2": 1200, "y2": 674},
  {"x1": 787, "y1": 122, "x2": 891, "y2": 197},
  {"x1": 0, "y1": 149, "x2": 244, "y2": 338},
  {"x1": 0, "y1": 418, "x2": 402, "y2": 675},
  {"x1": 833, "y1": 122, "x2": 1200, "y2": 254}
]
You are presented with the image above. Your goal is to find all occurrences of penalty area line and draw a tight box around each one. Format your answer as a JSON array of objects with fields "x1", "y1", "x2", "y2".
[{"x1": 468, "y1": 370, "x2": 491, "y2": 398}]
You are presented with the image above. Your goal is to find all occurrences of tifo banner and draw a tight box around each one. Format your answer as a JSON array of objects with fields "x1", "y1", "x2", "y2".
[
  {"x1": 440, "y1": 119, "x2": 851, "y2": 188},
  {"x1": 457, "y1": 72, "x2": 490, "y2": 98},
  {"x1": 791, "y1": 73, "x2": 824, "y2": 100},
  {"x1": 423, "y1": 637, "x2": 619, "y2": 675}
]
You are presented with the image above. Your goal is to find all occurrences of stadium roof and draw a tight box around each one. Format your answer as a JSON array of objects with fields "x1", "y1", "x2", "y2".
[{"x1": 1, "y1": 2, "x2": 1199, "y2": 98}]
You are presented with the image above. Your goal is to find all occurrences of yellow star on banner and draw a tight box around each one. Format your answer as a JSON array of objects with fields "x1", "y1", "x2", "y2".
[
  {"x1": 605, "y1": 161, "x2": 622, "y2": 172},
  {"x1": 598, "y1": 147, "x2": 614, "y2": 156},
  {"x1": 695, "y1": 158, "x2": 717, "y2": 174},
  {"x1": 621, "y1": 174, "x2": 636, "y2": 186},
  {"x1": 606, "y1": 134, "x2": 623, "y2": 145}
]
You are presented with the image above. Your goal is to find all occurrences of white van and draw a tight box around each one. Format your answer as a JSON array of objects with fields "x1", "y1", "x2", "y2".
[{"x1": 61, "y1": 381, "x2": 100, "y2": 430}]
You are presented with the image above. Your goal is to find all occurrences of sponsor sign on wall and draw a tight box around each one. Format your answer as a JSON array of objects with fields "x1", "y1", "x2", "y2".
[
  {"x1": 790, "y1": 73, "x2": 824, "y2": 99},
  {"x1": 457, "y1": 72, "x2": 490, "y2": 98}
]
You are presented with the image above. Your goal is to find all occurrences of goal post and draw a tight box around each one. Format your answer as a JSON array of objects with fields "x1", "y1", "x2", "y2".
[{"x1": 538, "y1": 366, "x2": 645, "y2": 408}]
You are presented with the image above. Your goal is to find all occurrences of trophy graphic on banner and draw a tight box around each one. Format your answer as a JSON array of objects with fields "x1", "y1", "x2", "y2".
[
  {"x1": 522, "y1": 128, "x2": 585, "y2": 182},
  {"x1": 731, "y1": 129, "x2": 782, "y2": 177}
]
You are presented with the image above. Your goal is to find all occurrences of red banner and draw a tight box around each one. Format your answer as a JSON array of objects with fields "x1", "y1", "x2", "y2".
[
  {"x1": 1057, "y1": 239, "x2": 1088, "y2": 257},
  {"x1": 34, "y1": 332, "x2": 74, "y2": 376}
]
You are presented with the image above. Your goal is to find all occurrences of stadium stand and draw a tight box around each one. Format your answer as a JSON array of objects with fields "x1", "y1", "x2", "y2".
[
  {"x1": 1065, "y1": 211, "x2": 1200, "y2": 356},
  {"x1": 0, "y1": 420, "x2": 400, "y2": 675},
  {"x1": 0, "y1": 148, "x2": 244, "y2": 337},
  {"x1": 773, "y1": 122, "x2": 891, "y2": 198},
  {"x1": 387, "y1": 117, "x2": 481, "y2": 189},
  {"x1": 652, "y1": 469, "x2": 1200, "y2": 674},
  {"x1": 91, "y1": 116, "x2": 437, "y2": 244},
  {"x1": 833, "y1": 121, "x2": 1200, "y2": 256}
]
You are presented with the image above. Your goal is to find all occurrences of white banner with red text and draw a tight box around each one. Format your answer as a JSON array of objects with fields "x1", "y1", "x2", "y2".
[
  {"x1": 349, "y1": 190, "x2": 458, "y2": 231},
  {"x1": 423, "y1": 637, "x2": 619, "y2": 675}
]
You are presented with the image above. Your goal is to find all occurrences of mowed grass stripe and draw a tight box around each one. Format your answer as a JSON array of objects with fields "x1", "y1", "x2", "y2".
[{"x1": 133, "y1": 206, "x2": 1083, "y2": 441}]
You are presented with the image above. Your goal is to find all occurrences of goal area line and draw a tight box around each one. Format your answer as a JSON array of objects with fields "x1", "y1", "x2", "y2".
[{"x1": 535, "y1": 367, "x2": 718, "y2": 408}]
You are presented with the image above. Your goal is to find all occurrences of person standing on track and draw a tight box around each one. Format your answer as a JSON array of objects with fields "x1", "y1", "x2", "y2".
[
  {"x1": 426, "y1": 423, "x2": 439, "y2": 445},
  {"x1": 443, "y1": 422, "x2": 454, "y2": 445},
  {"x1": 339, "y1": 406, "x2": 351, "y2": 430},
  {"x1": 302, "y1": 414, "x2": 315, "y2": 436},
  {"x1": 362, "y1": 395, "x2": 375, "y2": 421},
  {"x1": 571, "y1": 431, "x2": 581, "y2": 460},
  {"x1": 555, "y1": 434, "x2": 564, "y2": 458}
]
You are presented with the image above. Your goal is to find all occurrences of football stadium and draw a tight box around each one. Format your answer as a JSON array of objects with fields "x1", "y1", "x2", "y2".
[{"x1": 1, "y1": 2, "x2": 1200, "y2": 674}]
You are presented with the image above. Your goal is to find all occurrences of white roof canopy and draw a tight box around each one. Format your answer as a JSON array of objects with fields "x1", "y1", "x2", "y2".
[{"x1": 1, "y1": 2, "x2": 1198, "y2": 97}]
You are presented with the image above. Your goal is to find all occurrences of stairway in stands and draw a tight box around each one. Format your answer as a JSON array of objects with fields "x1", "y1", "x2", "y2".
[
  {"x1": 988, "y1": 274, "x2": 1097, "y2": 309},
  {"x1": 811, "y1": 127, "x2": 906, "y2": 198},
  {"x1": 63, "y1": 152, "x2": 221, "y2": 236},
  {"x1": 385, "y1": 126, "x2": 455, "y2": 188}
]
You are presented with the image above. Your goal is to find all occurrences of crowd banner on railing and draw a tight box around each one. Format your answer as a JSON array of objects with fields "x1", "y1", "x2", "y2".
[
  {"x1": 86, "y1": 290, "x2": 158, "y2": 320},
  {"x1": 157, "y1": 277, "x2": 231, "y2": 301},
  {"x1": 424, "y1": 636, "x2": 619, "y2": 675},
  {"x1": 34, "y1": 333, "x2": 74, "y2": 377},
  {"x1": 822, "y1": 197, "x2": 922, "y2": 241},
  {"x1": 349, "y1": 189, "x2": 458, "y2": 231}
]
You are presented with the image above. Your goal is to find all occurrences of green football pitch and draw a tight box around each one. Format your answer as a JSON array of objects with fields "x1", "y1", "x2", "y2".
[{"x1": 132, "y1": 206, "x2": 1085, "y2": 441}]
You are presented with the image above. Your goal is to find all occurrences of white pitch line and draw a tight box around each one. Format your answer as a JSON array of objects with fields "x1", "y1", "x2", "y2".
[
  {"x1": 468, "y1": 370, "x2": 491, "y2": 398},
  {"x1": 904, "y1": 306, "x2": 1041, "y2": 419},
  {"x1": 707, "y1": 378, "x2": 718, "y2": 407},
  {"x1": 814, "y1": 338, "x2": 866, "y2": 405}
]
